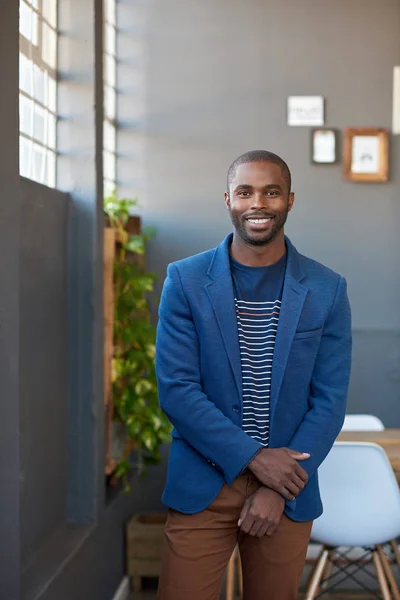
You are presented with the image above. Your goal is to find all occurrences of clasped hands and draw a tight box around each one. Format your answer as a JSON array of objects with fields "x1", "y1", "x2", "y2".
[{"x1": 238, "y1": 447, "x2": 310, "y2": 538}]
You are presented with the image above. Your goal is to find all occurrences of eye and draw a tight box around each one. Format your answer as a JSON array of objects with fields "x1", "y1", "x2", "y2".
[
  {"x1": 237, "y1": 190, "x2": 250, "y2": 197},
  {"x1": 267, "y1": 190, "x2": 280, "y2": 197}
]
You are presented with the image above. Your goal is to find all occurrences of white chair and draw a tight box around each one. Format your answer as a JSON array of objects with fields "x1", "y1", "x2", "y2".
[
  {"x1": 342, "y1": 413, "x2": 385, "y2": 431},
  {"x1": 306, "y1": 442, "x2": 400, "y2": 600}
]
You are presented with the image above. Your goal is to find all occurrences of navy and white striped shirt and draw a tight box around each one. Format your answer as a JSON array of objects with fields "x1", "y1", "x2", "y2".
[{"x1": 230, "y1": 254, "x2": 287, "y2": 446}]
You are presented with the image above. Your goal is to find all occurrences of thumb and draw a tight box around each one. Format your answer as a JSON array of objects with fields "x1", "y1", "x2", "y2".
[
  {"x1": 238, "y1": 499, "x2": 250, "y2": 527},
  {"x1": 289, "y1": 450, "x2": 310, "y2": 460}
]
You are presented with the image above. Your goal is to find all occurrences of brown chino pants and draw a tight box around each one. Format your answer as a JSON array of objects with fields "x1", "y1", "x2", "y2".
[{"x1": 158, "y1": 472, "x2": 312, "y2": 600}]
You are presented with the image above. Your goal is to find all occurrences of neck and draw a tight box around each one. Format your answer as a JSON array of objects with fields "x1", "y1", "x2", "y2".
[{"x1": 230, "y1": 231, "x2": 286, "y2": 267}]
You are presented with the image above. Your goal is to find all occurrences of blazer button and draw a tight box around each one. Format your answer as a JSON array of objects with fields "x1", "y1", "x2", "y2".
[{"x1": 233, "y1": 405, "x2": 239, "y2": 413}]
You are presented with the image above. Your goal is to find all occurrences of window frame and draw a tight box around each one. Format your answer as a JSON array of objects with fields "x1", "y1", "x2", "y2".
[
  {"x1": 103, "y1": 0, "x2": 117, "y2": 197},
  {"x1": 19, "y1": 0, "x2": 58, "y2": 188}
]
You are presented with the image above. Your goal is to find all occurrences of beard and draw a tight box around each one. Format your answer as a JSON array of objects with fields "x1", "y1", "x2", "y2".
[{"x1": 229, "y1": 208, "x2": 289, "y2": 246}]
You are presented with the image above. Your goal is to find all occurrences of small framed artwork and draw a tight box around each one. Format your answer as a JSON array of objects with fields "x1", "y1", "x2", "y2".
[
  {"x1": 311, "y1": 128, "x2": 338, "y2": 164},
  {"x1": 287, "y1": 96, "x2": 324, "y2": 126},
  {"x1": 343, "y1": 128, "x2": 389, "y2": 182}
]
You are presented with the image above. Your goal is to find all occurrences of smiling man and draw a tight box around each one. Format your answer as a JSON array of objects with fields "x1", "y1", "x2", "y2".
[{"x1": 156, "y1": 150, "x2": 352, "y2": 600}]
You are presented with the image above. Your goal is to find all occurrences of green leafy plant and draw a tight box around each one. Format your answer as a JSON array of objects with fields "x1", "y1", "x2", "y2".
[{"x1": 104, "y1": 191, "x2": 171, "y2": 485}]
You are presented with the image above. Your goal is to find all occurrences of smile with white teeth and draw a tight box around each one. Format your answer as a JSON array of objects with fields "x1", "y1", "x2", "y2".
[{"x1": 247, "y1": 218, "x2": 272, "y2": 224}]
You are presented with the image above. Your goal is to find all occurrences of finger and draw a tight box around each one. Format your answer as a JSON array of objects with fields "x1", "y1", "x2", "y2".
[
  {"x1": 285, "y1": 481, "x2": 301, "y2": 498},
  {"x1": 279, "y1": 486, "x2": 294, "y2": 501},
  {"x1": 294, "y1": 463, "x2": 309, "y2": 483},
  {"x1": 249, "y1": 520, "x2": 263, "y2": 537},
  {"x1": 289, "y1": 450, "x2": 310, "y2": 460},
  {"x1": 238, "y1": 500, "x2": 250, "y2": 527},
  {"x1": 282, "y1": 486, "x2": 298, "y2": 501},
  {"x1": 257, "y1": 523, "x2": 270, "y2": 538},
  {"x1": 291, "y1": 473, "x2": 305, "y2": 490},
  {"x1": 240, "y1": 513, "x2": 255, "y2": 534},
  {"x1": 266, "y1": 520, "x2": 278, "y2": 537}
]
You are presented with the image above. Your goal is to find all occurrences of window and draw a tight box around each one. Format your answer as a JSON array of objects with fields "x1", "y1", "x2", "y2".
[
  {"x1": 103, "y1": 0, "x2": 117, "y2": 197},
  {"x1": 19, "y1": 0, "x2": 58, "y2": 188}
]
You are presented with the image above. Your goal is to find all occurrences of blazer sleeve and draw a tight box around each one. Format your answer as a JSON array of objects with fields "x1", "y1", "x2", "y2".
[
  {"x1": 287, "y1": 276, "x2": 352, "y2": 503},
  {"x1": 156, "y1": 263, "x2": 262, "y2": 486}
]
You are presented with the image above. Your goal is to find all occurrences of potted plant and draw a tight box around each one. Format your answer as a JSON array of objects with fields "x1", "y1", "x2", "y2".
[{"x1": 104, "y1": 191, "x2": 171, "y2": 487}]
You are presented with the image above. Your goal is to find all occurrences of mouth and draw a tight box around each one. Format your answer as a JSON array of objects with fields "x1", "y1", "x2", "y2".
[{"x1": 245, "y1": 216, "x2": 274, "y2": 231}]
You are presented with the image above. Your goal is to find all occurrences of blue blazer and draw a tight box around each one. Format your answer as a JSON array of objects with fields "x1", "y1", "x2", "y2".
[{"x1": 155, "y1": 234, "x2": 352, "y2": 521}]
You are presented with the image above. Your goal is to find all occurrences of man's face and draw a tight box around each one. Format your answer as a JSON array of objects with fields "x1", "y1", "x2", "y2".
[{"x1": 224, "y1": 161, "x2": 294, "y2": 246}]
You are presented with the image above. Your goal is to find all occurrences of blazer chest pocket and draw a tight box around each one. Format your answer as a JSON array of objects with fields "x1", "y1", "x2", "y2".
[
  {"x1": 287, "y1": 327, "x2": 323, "y2": 379},
  {"x1": 293, "y1": 326, "x2": 323, "y2": 341}
]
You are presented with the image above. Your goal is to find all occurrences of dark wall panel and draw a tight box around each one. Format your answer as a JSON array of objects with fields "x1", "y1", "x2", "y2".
[
  {"x1": 20, "y1": 178, "x2": 70, "y2": 566},
  {"x1": 0, "y1": 1, "x2": 21, "y2": 597},
  {"x1": 33, "y1": 448, "x2": 168, "y2": 600}
]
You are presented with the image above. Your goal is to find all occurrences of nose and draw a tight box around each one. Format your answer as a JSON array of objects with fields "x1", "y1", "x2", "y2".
[{"x1": 251, "y1": 192, "x2": 267, "y2": 209}]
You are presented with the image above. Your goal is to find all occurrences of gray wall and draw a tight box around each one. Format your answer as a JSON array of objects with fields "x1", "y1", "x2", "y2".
[{"x1": 142, "y1": 0, "x2": 400, "y2": 426}]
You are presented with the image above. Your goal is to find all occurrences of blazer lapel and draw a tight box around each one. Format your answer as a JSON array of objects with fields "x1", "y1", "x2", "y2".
[
  {"x1": 269, "y1": 240, "x2": 308, "y2": 424},
  {"x1": 205, "y1": 234, "x2": 242, "y2": 399}
]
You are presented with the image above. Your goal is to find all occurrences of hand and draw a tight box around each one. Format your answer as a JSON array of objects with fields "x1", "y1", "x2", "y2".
[
  {"x1": 238, "y1": 487, "x2": 285, "y2": 537},
  {"x1": 248, "y1": 447, "x2": 310, "y2": 501}
]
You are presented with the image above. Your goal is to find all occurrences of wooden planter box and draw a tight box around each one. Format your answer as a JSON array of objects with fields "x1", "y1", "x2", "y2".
[
  {"x1": 103, "y1": 215, "x2": 143, "y2": 478},
  {"x1": 126, "y1": 513, "x2": 167, "y2": 592},
  {"x1": 104, "y1": 226, "x2": 116, "y2": 475}
]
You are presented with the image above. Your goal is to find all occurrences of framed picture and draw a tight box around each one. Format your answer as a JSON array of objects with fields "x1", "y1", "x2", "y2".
[
  {"x1": 311, "y1": 128, "x2": 338, "y2": 164},
  {"x1": 343, "y1": 128, "x2": 389, "y2": 182},
  {"x1": 287, "y1": 96, "x2": 324, "y2": 126}
]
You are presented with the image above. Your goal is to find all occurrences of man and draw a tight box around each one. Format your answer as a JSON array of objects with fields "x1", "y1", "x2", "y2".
[{"x1": 155, "y1": 150, "x2": 352, "y2": 600}]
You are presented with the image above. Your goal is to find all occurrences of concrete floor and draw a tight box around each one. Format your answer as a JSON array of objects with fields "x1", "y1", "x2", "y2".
[
  {"x1": 129, "y1": 594, "x2": 372, "y2": 599},
  {"x1": 129, "y1": 587, "x2": 372, "y2": 599},
  {"x1": 127, "y1": 572, "x2": 374, "y2": 599}
]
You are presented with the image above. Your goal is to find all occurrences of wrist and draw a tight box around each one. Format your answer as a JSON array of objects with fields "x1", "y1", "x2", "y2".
[
  {"x1": 260, "y1": 486, "x2": 284, "y2": 499},
  {"x1": 259, "y1": 487, "x2": 285, "y2": 509},
  {"x1": 246, "y1": 448, "x2": 264, "y2": 473},
  {"x1": 248, "y1": 447, "x2": 266, "y2": 473}
]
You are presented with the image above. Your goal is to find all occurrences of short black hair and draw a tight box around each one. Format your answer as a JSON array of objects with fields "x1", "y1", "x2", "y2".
[{"x1": 227, "y1": 150, "x2": 291, "y2": 193}]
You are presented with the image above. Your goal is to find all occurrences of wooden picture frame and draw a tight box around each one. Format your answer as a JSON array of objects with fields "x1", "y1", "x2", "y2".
[
  {"x1": 311, "y1": 128, "x2": 338, "y2": 164},
  {"x1": 343, "y1": 128, "x2": 389, "y2": 182}
]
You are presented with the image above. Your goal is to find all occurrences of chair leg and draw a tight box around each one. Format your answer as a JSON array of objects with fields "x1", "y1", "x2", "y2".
[
  {"x1": 378, "y1": 544, "x2": 400, "y2": 600},
  {"x1": 304, "y1": 548, "x2": 329, "y2": 600},
  {"x1": 391, "y1": 540, "x2": 400, "y2": 570},
  {"x1": 373, "y1": 550, "x2": 392, "y2": 600},
  {"x1": 237, "y1": 549, "x2": 243, "y2": 598},
  {"x1": 320, "y1": 550, "x2": 334, "y2": 592},
  {"x1": 226, "y1": 547, "x2": 236, "y2": 600}
]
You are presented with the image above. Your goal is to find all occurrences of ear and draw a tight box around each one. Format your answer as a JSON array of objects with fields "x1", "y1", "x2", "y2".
[
  {"x1": 224, "y1": 191, "x2": 230, "y2": 210},
  {"x1": 287, "y1": 192, "x2": 295, "y2": 212}
]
